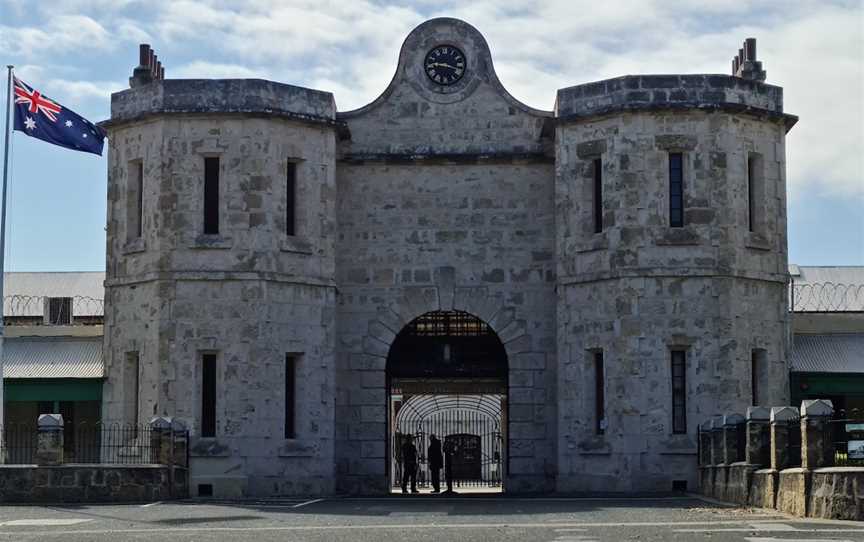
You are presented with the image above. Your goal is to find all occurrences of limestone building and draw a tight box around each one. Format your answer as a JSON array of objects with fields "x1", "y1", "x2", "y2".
[{"x1": 100, "y1": 18, "x2": 797, "y2": 497}]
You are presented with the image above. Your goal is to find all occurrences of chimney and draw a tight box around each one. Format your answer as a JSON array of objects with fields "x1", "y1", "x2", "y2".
[
  {"x1": 732, "y1": 38, "x2": 766, "y2": 82},
  {"x1": 129, "y1": 43, "x2": 168, "y2": 88}
]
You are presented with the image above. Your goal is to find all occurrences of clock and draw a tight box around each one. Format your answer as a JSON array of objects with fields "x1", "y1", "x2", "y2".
[{"x1": 424, "y1": 45, "x2": 466, "y2": 86}]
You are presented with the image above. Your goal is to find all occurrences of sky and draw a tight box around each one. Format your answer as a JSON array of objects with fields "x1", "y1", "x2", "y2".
[{"x1": 0, "y1": 0, "x2": 862, "y2": 272}]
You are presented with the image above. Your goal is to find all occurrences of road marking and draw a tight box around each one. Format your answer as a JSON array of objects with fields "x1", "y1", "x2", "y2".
[
  {"x1": 0, "y1": 519, "x2": 92, "y2": 527},
  {"x1": 140, "y1": 501, "x2": 162, "y2": 508},
  {"x1": 390, "y1": 511, "x2": 449, "y2": 517},
  {"x1": 0, "y1": 518, "x2": 854, "y2": 537},
  {"x1": 746, "y1": 538, "x2": 856, "y2": 542},
  {"x1": 291, "y1": 498, "x2": 325, "y2": 509}
]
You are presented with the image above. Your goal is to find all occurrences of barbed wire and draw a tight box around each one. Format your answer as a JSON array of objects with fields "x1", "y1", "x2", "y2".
[
  {"x1": 2, "y1": 295, "x2": 104, "y2": 320},
  {"x1": 790, "y1": 282, "x2": 864, "y2": 312}
]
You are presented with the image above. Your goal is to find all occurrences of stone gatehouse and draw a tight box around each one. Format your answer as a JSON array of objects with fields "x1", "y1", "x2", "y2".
[{"x1": 100, "y1": 17, "x2": 797, "y2": 497}]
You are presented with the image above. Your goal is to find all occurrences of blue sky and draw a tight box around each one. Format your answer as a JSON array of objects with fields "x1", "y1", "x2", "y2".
[{"x1": 0, "y1": 0, "x2": 862, "y2": 271}]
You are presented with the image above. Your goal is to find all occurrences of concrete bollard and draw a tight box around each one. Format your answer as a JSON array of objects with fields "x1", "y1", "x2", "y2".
[
  {"x1": 801, "y1": 399, "x2": 835, "y2": 470},
  {"x1": 722, "y1": 413, "x2": 745, "y2": 464},
  {"x1": 35, "y1": 414, "x2": 64, "y2": 466},
  {"x1": 745, "y1": 406, "x2": 771, "y2": 466},
  {"x1": 770, "y1": 407, "x2": 799, "y2": 470}
]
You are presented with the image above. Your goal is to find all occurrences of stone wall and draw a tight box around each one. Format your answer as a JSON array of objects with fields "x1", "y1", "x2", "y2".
[
  {"x1": 699, "y1": 401, "x2": 864, "y2": 521},
  {"x1": 0, "y1": 465, "x2": 183, "y2": 503}
]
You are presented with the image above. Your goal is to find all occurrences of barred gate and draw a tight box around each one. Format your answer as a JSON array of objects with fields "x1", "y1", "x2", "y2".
[{"x1": 392, "y1": 394, "x2": 505, "y2": 490}]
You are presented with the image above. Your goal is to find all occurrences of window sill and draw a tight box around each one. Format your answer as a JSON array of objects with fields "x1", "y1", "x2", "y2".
[
  {"x1": 745, "y1": 232, "x2": 772, "y2": 251},
  {"x1": 122, "y1": 238, "x2": 146, "y2": 255},
  {"x1": 278, "y1": 440, "x2": 314, "y2": 457},
  {"x1": 575, "y1": 235, "x2": 608, "y2": 254},
  {"x1": 192, "y1": 234, "x2": 233, "y2": 249},
  {"x1": 189, "y1": 437, "x2": 231, "y2": 457},
  {"x1": 655, "y1": 227, "x2": 702, "y2": 246},
  {"x1": 280, "y1": 236, "x2": 314, "y2": 255}
]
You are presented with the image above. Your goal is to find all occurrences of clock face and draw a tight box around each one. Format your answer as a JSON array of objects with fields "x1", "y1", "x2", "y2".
[{"x1": 424, "y1": 45, "x2": 466, "y2": 86}]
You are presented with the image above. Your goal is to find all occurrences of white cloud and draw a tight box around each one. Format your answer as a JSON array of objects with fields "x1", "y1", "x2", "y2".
[{"x1": 3, "y1": 0, "x2": 861, "y2": 199}]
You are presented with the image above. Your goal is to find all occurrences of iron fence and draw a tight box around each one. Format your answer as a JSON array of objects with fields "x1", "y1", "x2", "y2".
[
  {"x1": 830, "y1": 409, "x2": 864, "y2": 467},
  {"x1": 735, "y1": 421, "x2": 747, "y2": 463},
  {"x1": 0, "y1": 424, "x2": 37, "y2": 464},
  {"x1": 786, "y1": 419, "x2": 802, "y2": 468},
  {"x1": 0, "y1": 422, "x2": 174, "y2": 465},
  {"x1": 790, "y1": 282, "x2": 864, "y2": 312}
]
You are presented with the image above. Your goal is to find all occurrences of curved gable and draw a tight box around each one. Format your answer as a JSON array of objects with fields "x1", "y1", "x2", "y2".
[{"x1": 338, "y1": 18, "x2": 552, "y2": 158}]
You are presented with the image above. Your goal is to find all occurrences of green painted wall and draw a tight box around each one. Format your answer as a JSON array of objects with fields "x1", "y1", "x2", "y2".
[{"x1": 3, "y1": 379, "x2": 103, "y2": 402}]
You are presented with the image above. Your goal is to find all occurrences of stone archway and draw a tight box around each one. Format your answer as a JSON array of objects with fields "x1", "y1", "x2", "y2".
[{"x1": 385, "y1": 310, "x2": 509, "y2": 492}]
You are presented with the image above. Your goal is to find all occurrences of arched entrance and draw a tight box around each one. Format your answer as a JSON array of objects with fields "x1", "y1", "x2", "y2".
[{"x1": 386, "y1": 310, "x2": 508, "y2": 492}]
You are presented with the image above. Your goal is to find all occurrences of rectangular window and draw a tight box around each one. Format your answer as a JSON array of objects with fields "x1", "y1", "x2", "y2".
[
  {"x1": 285, "y1": 355, "x2": 297, "y2": 438},
  {"x1": 594, "y1": 351, "x2": 605, "y2": 434},
  {"x1": 286, "y1": 161, "x2": 296, "y2": 236},
  {"x1": 669, "y1": 153, "x2": 684, "y2": 228},
  {"x1": 747, "y1": 157, "x2": 755, "y2": 232},
  {"x1": 747, "y1": 153, "x2": 764, "y2": 233},
  {"x1": 751, "y1": 348, "x2": 766, "y2": 406},
  {"x1": 203, "y1": 157, "x2": 220, "y2": 235},
  {"x1": 201, "y1": 353, "x2": 217, "y2": 437},
  {"x1": 593, "y1": 158, "x2": 603, "y2": 234},
  {"x1": 47, "y1": 297, "x2": 72, "y2": 325},
  {"x1": 671, "y1": 349, "x2": 687, "y2": 434},
  {"x1": 127, "y1": 161, "x2": 143, "y2": 241},
  {"x1": 125, "y1": 352, "x2": 140, "y2": 434}
]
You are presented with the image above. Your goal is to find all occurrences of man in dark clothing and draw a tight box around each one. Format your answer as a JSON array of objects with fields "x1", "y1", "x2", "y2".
[
  {"x1": 442, "y1": 437, "x2": 457, "y2": 494},
  {"x1": 401, "y1": 436, "x2": 418, "y2": 494},
  {"x1": 427, "y1": 435, "x2": 443, "y2": 493}
]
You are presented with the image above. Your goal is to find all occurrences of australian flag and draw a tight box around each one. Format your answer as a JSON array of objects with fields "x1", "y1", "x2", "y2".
[{"x1": 12, "y1": 77, "x2": 106, "y2": 156}]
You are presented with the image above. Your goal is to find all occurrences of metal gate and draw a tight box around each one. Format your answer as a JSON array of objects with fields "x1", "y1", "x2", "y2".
[{"x1": 392, "y1": 394, "x2": 504, "y2": 489}]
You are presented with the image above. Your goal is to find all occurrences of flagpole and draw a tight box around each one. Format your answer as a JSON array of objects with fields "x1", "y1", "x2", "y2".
[{"x1": 0, "y1": 65, "x2": 13, "y2": 461}]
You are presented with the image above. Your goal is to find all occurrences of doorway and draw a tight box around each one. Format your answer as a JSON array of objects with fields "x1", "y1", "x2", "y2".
[{"x1": 386, "y1": 310, "x2": 508, "y2": 493}]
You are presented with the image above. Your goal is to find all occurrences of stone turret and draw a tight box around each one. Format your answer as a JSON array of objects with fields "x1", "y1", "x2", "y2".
[{"x1": 102, "y1": 66, "x2": 339, "y2": 497}]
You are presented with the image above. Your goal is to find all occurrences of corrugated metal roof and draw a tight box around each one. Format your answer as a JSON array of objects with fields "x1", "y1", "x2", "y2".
[
  {"x1": 791, "y1": 334, "x2": 864, "y2": 373},
  {"x1": 3, "y1": 272, "x2": 105, "y2": 317},
  {"x1": 2, "y1": 337, "x2": 103, "y2": 378}
]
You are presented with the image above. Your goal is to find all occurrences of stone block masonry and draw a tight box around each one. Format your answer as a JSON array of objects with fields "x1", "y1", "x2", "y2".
[{"x1": 102, "y1": 17, "x2": 797, "y2": 497}]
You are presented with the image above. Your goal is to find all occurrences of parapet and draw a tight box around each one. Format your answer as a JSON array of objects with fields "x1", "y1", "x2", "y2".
[
  {"x1": 555, "y1": 74, "x2": 796, "y2": 132},
  {"x1": 107, "y1": 79, "x2": 337, "y2": 128},
  {"x1": 107, "y1": 44, "x2": 337, "y2": 128}
]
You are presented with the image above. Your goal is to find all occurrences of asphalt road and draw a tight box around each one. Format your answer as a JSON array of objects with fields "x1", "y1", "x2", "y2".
[{"x1": 0, "y1": 495, "x2": 862, "y2": 541}]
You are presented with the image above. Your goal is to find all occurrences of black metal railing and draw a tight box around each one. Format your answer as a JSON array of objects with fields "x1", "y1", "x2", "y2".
[
  {"x1": 1, "y1": 424, "x2": 37, "y2": 463},
  {"x1": 787, "y1": 420, "x2": 803, "y2": 468},
  {"x1": 830, "y1": 409, "x2": 864, "y2": 467},
  {"x1": 734, "y1": 422, "x2": 747, "y2": 463},
  {"x1": 0, "y1": 422, "x2": 185, "y2": 465}
]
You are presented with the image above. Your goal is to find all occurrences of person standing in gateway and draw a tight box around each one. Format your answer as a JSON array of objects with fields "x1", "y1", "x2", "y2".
[
  {"x1": 427, "y1": 435, "x2": 443, "y2": 493},
  {"x1": 401, "y1": 436, "x2": 419, "y2": 494}
]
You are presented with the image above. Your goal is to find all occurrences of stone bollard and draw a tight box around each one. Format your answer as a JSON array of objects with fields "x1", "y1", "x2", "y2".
[
  {"x1": 150, "y1": 416, "x2": 174, "y2": 465},
  {"x1": 699, "y1": 420, "x2": 712, "y2": 466},
  {"x1": 35, "y1": 414, "x2": 64, "y2": 466},
  {"x1": 745, "y1": 406, "x2": 771, "y2": 466},
  {"x1": 801, "y1": 399, "x2": 835, "y2": 470},
  {"x1": 711, "y1": 416, "x2": 725, "y2": 464},
  {"x1": 723, "y1": 413, "x2": 745, "y2": 464},
  {"x1": 770, "y1": 407, "x2": 799, "y2": 470}
]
